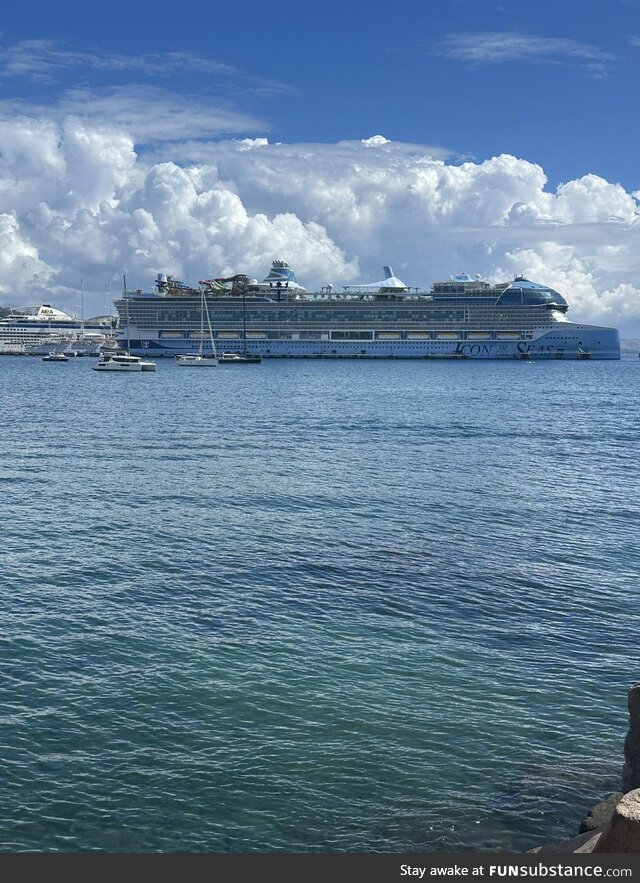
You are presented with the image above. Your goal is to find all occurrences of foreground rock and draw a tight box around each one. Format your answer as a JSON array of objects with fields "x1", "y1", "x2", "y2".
[
  {"x1": 622, "y1": 684, "x2": 640, "y2": 792},
  {"x1": 529, "y1": 830, "x2": 603, "y2": 854},
  {"x1": 530, "y1": 791, "x2": 640, "y2": 854},
  {"x1": 594, "y1": 789, "x2": 640, "y2": 852},
  {"x1": 579, "y1": 792, "x2": 622, "y2": 833}
]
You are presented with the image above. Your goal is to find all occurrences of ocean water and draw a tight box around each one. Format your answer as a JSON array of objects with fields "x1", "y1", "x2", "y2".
[{"x1": 0, "y1": 354, "x2": 639, "y2": 853}]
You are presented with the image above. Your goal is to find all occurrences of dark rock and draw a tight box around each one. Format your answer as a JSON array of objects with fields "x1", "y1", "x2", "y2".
[
  {"x1": 578, "y1": 792, "x2": 623, "y2": 833},
  {"x1": 622, "y1": 683, "x2": 640, "y2": 792},
  {"x1": 529, "y1": 829, "x2": 604, "y2": 854}
]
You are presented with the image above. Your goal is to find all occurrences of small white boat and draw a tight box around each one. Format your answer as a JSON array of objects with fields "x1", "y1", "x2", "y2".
[
  {"x1": 92, "y1": 353, "x2": 156, "y2": 372},
  {"x1": 42, "y1": 352, "x2": 69, "y2": 362},
  {"x1": 218, "y1": 351, "x2": 262, "y2": 364},
  {"x1": 175, "y1": 354, "x2": 219, "y2": 367},
  {"x1": 93, "y1": 277, "x2": 156, "y2": 372}
]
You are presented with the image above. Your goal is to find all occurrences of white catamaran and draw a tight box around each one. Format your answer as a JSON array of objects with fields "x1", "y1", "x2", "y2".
[{"x1": 93, "y1": 277, "x2": 156, "y2": 372}]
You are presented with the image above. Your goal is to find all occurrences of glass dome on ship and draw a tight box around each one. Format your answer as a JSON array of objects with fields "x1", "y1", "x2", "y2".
[{"x1": 111, "y1": 261, "x2": 619, "y2": 361}]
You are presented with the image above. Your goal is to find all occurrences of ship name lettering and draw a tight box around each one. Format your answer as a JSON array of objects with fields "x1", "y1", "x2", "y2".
[{"x1": 457, "y1": 343, "x2": 493, "y2": 356}]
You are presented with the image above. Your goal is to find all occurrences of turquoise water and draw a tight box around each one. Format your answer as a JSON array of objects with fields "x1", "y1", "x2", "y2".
[{"x1": 1, "y1": 355, "x2": 638, "y2": 853}]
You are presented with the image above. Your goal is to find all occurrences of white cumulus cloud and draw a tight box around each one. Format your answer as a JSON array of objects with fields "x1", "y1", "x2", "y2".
[{"x1": 0, "y1": 119, "x2": 638, "y2": 337}]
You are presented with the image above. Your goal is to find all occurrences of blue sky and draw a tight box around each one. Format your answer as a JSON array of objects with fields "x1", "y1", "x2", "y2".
[
  {"x1": 3, "y1": 0, "x2": 637, "y2": 187},
  {"x1": 0, "y1": 0, "x2": 639, "y2": 333}
]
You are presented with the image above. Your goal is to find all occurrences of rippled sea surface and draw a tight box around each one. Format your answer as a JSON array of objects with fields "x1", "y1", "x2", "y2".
[{"x1": 1, "y1": 354, "x2": 639, "y2": 853}]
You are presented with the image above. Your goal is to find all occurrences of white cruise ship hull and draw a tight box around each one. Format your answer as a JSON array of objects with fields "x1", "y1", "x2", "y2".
[{"x1": 119, "y1": 323, "x2": 620, "y2": 360}]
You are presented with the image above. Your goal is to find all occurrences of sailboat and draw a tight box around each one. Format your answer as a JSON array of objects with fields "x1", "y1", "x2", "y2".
[
  {"x1": 73, "y1": 278, "x2": 85, "y2": 356},
  {"x1": 175, "y1": 289, "x2": 218, "y2": 366},
  {"x1": 218, "y1": 294, "x2": 262, "y2": 364},
  {"x1": 93, "y1": 276, "x2": 157, "y2": 372}
]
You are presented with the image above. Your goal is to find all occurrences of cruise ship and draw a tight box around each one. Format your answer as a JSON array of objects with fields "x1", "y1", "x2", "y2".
[
  {"x1": 112, "y1": 261, "x2": 620, "y2": 360},
  {"x1": 0, "y1": 305, "x2": 115, "y2": 355}
]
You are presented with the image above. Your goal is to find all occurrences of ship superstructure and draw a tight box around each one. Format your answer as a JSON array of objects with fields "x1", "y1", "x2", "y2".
[
  {"x1": 112, "y1": 261, "x2": 620, "y2": 360},
  {"x1": 0, "y1": 304, "x2": 114, "y2": 354}
]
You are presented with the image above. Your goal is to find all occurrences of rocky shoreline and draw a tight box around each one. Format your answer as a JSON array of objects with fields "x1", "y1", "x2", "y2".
[{"x1": 529, "y1": 683, "x2": 640, "y2": 853}]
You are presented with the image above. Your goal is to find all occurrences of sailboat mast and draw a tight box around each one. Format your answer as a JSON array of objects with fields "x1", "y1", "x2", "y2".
[
  {"x1": 123, "y1": 274, "x2": 131, "y2": 355},
  {"x1": 203, "y1": 291, "x2": 216, "y2": 358},
  {"x1": 199, "y1": 289, "x2": 204, "y2": 357},
  {"x1": 80, "y1": 278, "x2": 84, "y2": 342}
]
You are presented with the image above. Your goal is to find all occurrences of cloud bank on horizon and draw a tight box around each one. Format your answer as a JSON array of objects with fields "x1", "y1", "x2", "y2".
[{"x1": 0, "y1": 115, "x2": 639, "y2": 335}]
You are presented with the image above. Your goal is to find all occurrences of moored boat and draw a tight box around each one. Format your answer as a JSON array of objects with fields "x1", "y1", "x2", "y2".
[
  {"x1": 217, "y1": 294, "x2": 262, "y2": 364},
  {"x1": 94, "y1": 277, "x2": 157, "y2": 372},
  {"x1": 92, "y1": 353, "x2": 156, "y2": 372},
  {"x1": 218, "y1": 352, "x2": 262, "y2": 364},
  {"x1": 175, "y1": 289, "x2": 218, "y2": 367},
  {"x1": 175, "y1": 354, "x2": 218, "y2": 366}
]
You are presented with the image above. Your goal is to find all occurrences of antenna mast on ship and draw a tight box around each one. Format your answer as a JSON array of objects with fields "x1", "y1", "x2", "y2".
[
  {"x1": 80, "y1": 278, "x2": 84, "y2": 344},
  {"x1": 242, "y1": 293, "x2": 248, "y2": 354}
]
